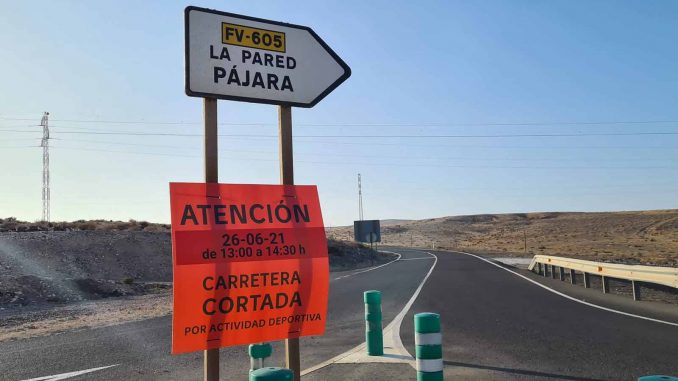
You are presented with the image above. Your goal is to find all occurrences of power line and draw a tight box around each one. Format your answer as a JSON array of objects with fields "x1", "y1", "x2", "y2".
[
  {"x1": 0, "y1": 129, "x2": 42, "y2": 133},
  {"x1": 51, "y1": 146, "x2": 197, "y2": 158},
  {"x1": 28, "y1": 129, "x2": 678, "y2": 138},
  {"x1": 50, "y1": 137, "x2": 196, "y2": 150},
  {"x1": 5, "y1": 125, "x2": 678, "y2": 141},
  {"x1": 34, "y1": 134, "x2": 678, "y2": 150},
  {"x1": 9, "y1": 130, "x2": 678, "y2": 149},
  {"x1": 3, "y1": 115, "x2": 678, "y2": 127},
  {"x1": 7, "y1": 135, "x2": 676, "y2": 149},
  {"x1": 46, "y1": 141, "x2": 678, "y2": 162},
  {"x1": 0, "y1": 137, "x2": 42, "y2": 141},
  {"x1": 297, "y1": 121, "x2": 678, "y2": 127},
  {"x1": 44, "y1": 145, "x2": 678, "y2": 169}
]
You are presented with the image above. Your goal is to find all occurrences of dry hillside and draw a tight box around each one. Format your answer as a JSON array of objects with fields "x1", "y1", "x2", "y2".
[
  {"x1": 328, "y1": 210, "x2": 678, "y2": 266},
  {"x1": 0, "y1": 218, "x2": 389, "y2": 308}
]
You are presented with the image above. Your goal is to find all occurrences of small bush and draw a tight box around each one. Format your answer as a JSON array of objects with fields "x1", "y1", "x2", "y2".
[
  {"x1": 77, "y1": 221, "x2": 98, "y2": 231},
  {"x1": 0, "y1": 218, "x2": 170, "y2": 232}
]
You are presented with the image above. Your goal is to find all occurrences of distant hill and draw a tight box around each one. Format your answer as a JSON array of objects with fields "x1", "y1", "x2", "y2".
[
  {"x1": 379, "y1": 219, "x2": 414, "y2": 226},
  {"x1": 327, "y1": 210, "x2": 678, "y2": 266}
]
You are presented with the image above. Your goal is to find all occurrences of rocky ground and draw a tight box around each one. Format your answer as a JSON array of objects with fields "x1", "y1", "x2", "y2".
[
  {"x1": 0, "y1": 227, "x2": 387, "y2": 309},
  {"x1": 0, "y1": 292, "x2": 171, "y2": 342},
  {"x1": 0, "y1": 230, "x2": 173, "y2": 308},
  {"x1": 0, "y1": 222, "x2": 392, "y2": 342}
]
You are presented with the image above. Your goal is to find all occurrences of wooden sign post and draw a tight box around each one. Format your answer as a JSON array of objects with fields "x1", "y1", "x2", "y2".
[
  {"x1": 278, "y1": 105, "x2": 300, "y2": 378},
  {"x1": 181, "y1": 7, "x2": 350, "y2": 380},
  {"x1": 203, "y1": 98, "x2": 219, "y2": 381}
]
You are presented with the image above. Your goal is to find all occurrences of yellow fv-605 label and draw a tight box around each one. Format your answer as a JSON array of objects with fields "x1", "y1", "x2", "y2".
[{"x1": 222, "y1": 23, "x2": 286, "y2": 53}]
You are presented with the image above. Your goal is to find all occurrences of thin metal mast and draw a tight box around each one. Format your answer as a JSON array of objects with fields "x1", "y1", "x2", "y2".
[
  {"x1": 358, "y1": 173, "x2": 363, "y2": 221},
  {"x1": 40, "y1": 112, "x2": 50, "y2": 222}
]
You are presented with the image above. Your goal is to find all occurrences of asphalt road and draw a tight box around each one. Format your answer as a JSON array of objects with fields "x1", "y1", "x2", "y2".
[
  {"x1": 0, "y1": 249, "x2": 432, "y2": 380},
  {"x1": 400, "y1": 250, "x2": 678, "y2": 381},
  {"x1": 1, "y1": 248, "x2": 677, "y2": 380}
]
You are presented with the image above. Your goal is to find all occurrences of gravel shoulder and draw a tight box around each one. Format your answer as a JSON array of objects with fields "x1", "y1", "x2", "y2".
[
  {"x1": 0, "y1": 247, "x2": 394, "y2": 344},
  {"x1": 0, "y1": 291, "x2": 172, "y2": 342}
]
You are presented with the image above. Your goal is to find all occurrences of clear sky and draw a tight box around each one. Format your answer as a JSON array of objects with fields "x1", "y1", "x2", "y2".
[{"x1": 1, "y1": 0, "x2": 677, "y2": 226}]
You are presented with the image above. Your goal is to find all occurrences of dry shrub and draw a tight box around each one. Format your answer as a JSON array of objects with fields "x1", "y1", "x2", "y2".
[{"x1": 1, "y1": 217, "x2": 169, "y2": 232}]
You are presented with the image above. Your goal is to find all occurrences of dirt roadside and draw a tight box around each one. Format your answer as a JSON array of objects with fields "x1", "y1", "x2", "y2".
[
  {"x1": 0, "y1": 227, "x2": 393, "y2": 343},
  {"x1": 0, "y1": 291, "x2": 172, "y2": 342},
  {"x1": 0, "y1": 250, "x2": 395, "y2": 343}
]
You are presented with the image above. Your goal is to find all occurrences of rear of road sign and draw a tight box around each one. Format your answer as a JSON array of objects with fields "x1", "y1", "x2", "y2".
[
  {"x1": 354, "y1": 220, "x2": 381, "y2": 243},
  {"x1": 170, "y1": 183, "x2": 329, "y2": 354}
]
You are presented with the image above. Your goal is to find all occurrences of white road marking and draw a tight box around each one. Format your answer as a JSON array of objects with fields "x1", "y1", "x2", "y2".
[
  {"x1": 398, "y1": 257, "x2": 435, "y2": 261},
  {"x1": 333, "y1": 251, "x2": 402, "y2": 281},
  {"x1": 20, "y1": 365, "x2": 119, "y2": 381},
  {"x1": 380, "y1": 251, "x2": 437, "y2": 364},
  {"x1": 454, "y1": 250, "x2": 678, "y2": 328},
  {"x1": 302, "y1": 250, "x2": 438, "y2": 374}
]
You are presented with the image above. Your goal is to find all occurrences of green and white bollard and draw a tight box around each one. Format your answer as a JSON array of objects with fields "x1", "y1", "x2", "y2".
[
  {"x1": 364, "y1": 290, "x2": 383, "y2": 356},
  {"x1": 248, "y1": 343, "x2": 273, "y2": 372},
  {"x1": 249, "y1": 367, "x2": 293, "y2": 381},
  {"x1": 414, "y1": 312, "x2": 443, "y2": 381},
  {"x1": 638, "y1": 377, "x2": 678, "y2": 381}
]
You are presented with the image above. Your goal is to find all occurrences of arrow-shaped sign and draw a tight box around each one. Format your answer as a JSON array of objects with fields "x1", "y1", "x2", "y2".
[{"x1": 185, "y1": 7, "x2": 351, "y2": 108}]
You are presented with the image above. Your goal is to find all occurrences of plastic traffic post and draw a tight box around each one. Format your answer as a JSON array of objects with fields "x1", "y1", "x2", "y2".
[
  {"x1": 638, "y1": 377, "x2": 678, "y2": 381},
  {"x1": 249, "y1": 343, "x2": 273, "y2": 371},
  {"x1": 414, "y1": 312, "x2": 443, "y2": 381},
  {"x1": 249, "y1": 367, "x2": 294, "y2": 381},
  {"x1": 364, "y1": 290, "x2": 383, "y2": 356}
]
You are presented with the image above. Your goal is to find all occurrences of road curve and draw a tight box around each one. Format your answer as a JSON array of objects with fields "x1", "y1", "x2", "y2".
[
  {"x1": 0, "y1": 249, "x2": 432, "y2": 380},
  {"x1": 399, "y1": 249, "x2": 678, "y2": 381},
  {"x1": 2, "y1": 247, "x2": 677, "y2": 380}
]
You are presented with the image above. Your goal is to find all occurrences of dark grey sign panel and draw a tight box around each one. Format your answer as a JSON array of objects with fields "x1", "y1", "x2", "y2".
[{"x1": 354, "y1": 220, "x2": 381, "y2": 243}]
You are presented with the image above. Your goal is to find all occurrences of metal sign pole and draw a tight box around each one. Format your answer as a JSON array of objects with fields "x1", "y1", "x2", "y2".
[
  {"x1": 203, "y1": 97, "x2": 219, "y2": 381},
  {"x1": 279, "y1": 105, "x2": 301, "y2": 380}
]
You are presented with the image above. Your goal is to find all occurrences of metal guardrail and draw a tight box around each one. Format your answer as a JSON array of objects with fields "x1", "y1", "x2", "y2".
[{"x1": 528, "y1": 255, "x2": 678, "y2": 300}]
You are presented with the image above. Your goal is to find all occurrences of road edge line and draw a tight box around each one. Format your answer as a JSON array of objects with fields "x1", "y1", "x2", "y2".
[
  {"x1": 382, "y1": 251, "x2": 438, "y2": 367},
  {"x1": 302, "y1": 250, "x2": 437, "y2": 375},
  {"x1": 333, "y1": 251, "x2": 402, "y2": 281},
  {"x1": 453, "y1": 250, "x2": 678, "y2": 328}
]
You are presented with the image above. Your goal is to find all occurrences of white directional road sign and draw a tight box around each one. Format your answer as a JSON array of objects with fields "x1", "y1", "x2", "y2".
[{"x1": 185, "y1": 7, "x2": 351, "y2": 107}]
